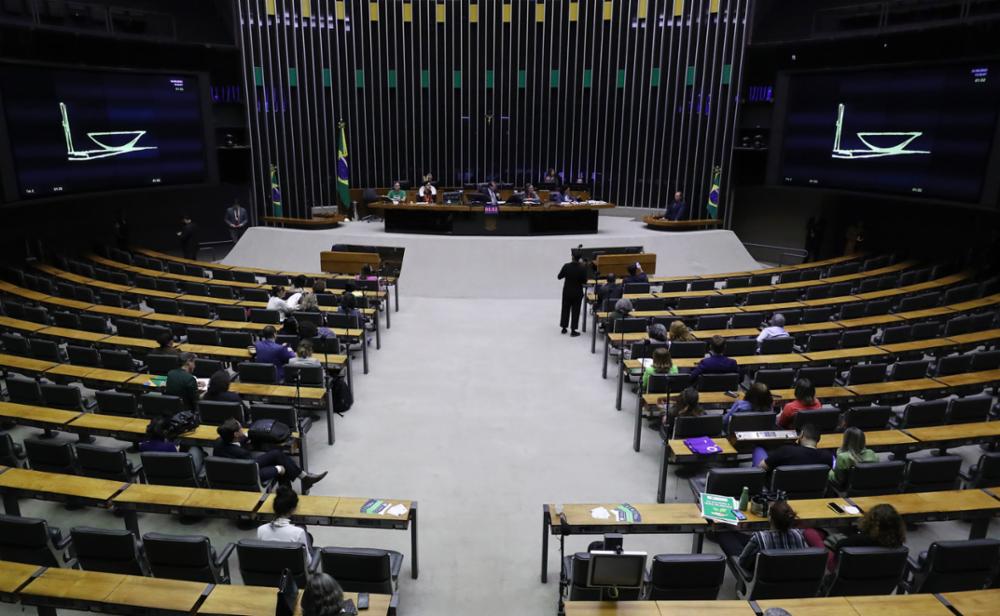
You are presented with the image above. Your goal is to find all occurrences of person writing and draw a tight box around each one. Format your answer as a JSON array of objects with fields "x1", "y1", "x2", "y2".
[
  {"x1": 776, "y1": 378, "x2": 822, "y2": 428},
  {"x1": 164, "y1": 352, "x2": 199, "y2": 411},
  {"x1": 224, "y1": 199, "x2": 249, "y2": 244},
  {"x1": 665, "y1": 191, "x2": 688, "y2": 221},
  {"x1": 254, "y1": 325, "x2": 296, "y2": 382},
  {"x1": 213, "y1": 418, "x2": 327, "y2": 491},
  {"x1": 557, "y1": 256, "x2": 588, "y2": 336},
  {"x1": 417, "y1": 179, "x2": 437, "y2": 203},
  {"x1": 828, "y1": 427, "x2": 877, "y2": 486},
  {"x1": 386, "y1": 181, "x2": 406, "y2": 203}
]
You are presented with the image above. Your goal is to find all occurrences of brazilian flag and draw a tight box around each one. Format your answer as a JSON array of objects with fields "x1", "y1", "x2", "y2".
[
  {"x1": 270, "y1": 164, "x2": 283, "y2": 217},
  {"x1": 337, "y1": 122, "x2": 350, "y2": 211},
  {"x1": 707, "y1": 166, "x2": 721, "y2": 219}
]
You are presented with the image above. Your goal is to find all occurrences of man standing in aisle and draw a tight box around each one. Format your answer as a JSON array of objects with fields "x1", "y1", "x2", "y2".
[
  {"x1": 557, "y1": 255, "x2": 588, "y2": 336},
  {"x1": 225, "y1": 199, "x2": 249, "y2": 244},
  {"x1": 177, "y1": 213, "x2": 198, "y2": 260}
]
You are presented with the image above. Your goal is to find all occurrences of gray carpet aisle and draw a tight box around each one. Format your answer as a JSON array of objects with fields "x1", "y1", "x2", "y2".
[{"x1": 6, "y1": 297, "x2": 998, "y2": 615}]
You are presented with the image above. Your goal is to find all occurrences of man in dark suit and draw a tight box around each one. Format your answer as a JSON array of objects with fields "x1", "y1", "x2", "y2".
[
  {"x1": 224, "y1": 199, "x2": 249, "y2": 244},
  {"x1": 689, "y1": 335, "x2": 739, "y2": 382},
  {"x1": 213, "y1": 418, "x2": 327, "y2": 492},
  {"x1": 558, "y1": 256, "x2": 588, "y2": 336},
  {"x1": 177, "y1": 214, "x2": 198, "y2": 259},
  {"x1": 482, "y1": 181, "x2": 500, "y2": 207},
  {"x1": 665, "y1": 191, "x2": 688, "y2": 221}
]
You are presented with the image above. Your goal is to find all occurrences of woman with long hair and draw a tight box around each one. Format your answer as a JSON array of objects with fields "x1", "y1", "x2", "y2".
[
  {"x1": 642, "y1": 347, "x2": 678, "y2": 390},
  {"x1": 723, "y1": 382, "x2": 774, "y2": 430},
  {"x1": 776, "y1": 378, "x2": 822, "y2": 428},
  {"x1": 828, "y1": 427, "x2": 877, "y2": 485},
  {"x1": 301, "y1": 573, "x2": 347, "y2": 616},
  {"x1": 668, "y1": 320, "x2": 697, "y2": 342}
]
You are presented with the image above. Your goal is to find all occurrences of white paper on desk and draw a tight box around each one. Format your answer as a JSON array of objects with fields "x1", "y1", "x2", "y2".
[
  {"x1": 639, "y1": 358, "x2": 653, "y2": 369},
  {"x1": 385, "y1": 504, "x2": 408, "y2": 517},
  {"x1": 590, "y1": 506, "x2": 611, "y2": 520}
]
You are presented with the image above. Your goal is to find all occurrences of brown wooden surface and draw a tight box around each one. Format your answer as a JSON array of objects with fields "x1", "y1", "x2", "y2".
[
  {"x1": 0, "y1": 468, "x2": 125, "y2": 501},
  {"x1": 643, "y1": 216, "x2": 723, "y2": 230},
  {"x1": 668, "y1": 438, "x2": 739, "y2": 457},
  {"x1": 104, "y1": 575, "x2": 207, "y2": 611},
  {"x1": 817, "y1": 429, "x2": 916, "y2": 450},
  {"x1": 904, "y1": 422, "x2": 1000, "y2": 443},
  {"x1": 198, "y1": 584, "x2": 390, "y2": 616},
  {"x1": 940, "y1": 589, "x2": 1000, "y2": 616},
  {"x1": 0, "y1": 560, "x2": 42, "y2": 593},
  {"x1": 756, "y1": 597, "x2": 856, "y2": 616},
  {"x1": 656, "y1": 601, "x2": 756, "y2": 616},
  {"x1": 181, "y1": 488, "x2": 263, "y2": 513},
  {"x1": 113, "y1": 483, "x2": 195, "y2": 507},
  {"x1": 550, "y1": 503, "x2": 707, "y2": 528},
  {"x1": 847, "y1": 594, "x2": 953, "y2": 616},
  {"x1": 262, "y1": 215, "x2": 347, "y2": 228},
  {"x1": 596, "y1": 253, "x2": 657, "y2": 276},
  {"x1": 19, "y1": 567, "x2": 125, "y2": 602},
  {"x1": 565, "y1": 602, "x2": 662, "y2": 616},
  {"x1": 320, "y1": 251, "x2": 381, "y2": 274},
  {"x1": 852, "y1": 489, "x2": 1000, "y2": 517},
  {"x1": 933, "y1": 368, "x2": 1000, "y2": 387},
  {"x1": 260, "y1": 493, "x2": 340, "y2": 518},
  {"x1": 0, "y1": 402, "x2": 80, "y2": 426},
  {"x1": 847, "y1": 378, "x2": 947, "y2": 396},
  {"x1": 332, "y1": 496, "x2": 412, "y2": 521},
  {"x1": 0, "y1": 353, "x2": 56, "y2": 373}
]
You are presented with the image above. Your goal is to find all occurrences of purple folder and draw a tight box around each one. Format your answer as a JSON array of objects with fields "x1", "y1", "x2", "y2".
[{"x1": 684, "y1": 437, "x2": 723, "y2": 455}]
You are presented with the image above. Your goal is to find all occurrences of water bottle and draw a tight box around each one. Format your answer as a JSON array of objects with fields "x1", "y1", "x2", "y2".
[{"x1": 738, "y1": 486, "x2": 749, "y2": 512}]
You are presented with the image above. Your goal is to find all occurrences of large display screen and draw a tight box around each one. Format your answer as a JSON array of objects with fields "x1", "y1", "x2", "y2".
[
  {"x1": 0, "y1": 65, "x2": 208, "y2": 199},
  {"x1": 777, "y1": 63, "x2": 1000, "y2": 202}
]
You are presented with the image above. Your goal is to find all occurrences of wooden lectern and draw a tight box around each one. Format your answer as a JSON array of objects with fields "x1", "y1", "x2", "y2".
[
  {"x1": 320, "y1": 251, "x2": 381, "y2": 274},
  {"x1": 594, "y1": 253, "x2": 656, "y2": 276}
]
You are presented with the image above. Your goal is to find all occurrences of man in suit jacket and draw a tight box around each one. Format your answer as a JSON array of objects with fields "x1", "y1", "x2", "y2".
[
  {"x1": 253, "y1": 325, "x2": 295, "y2": 382},
  {"x1": 177, "y1": 214, "x2": 198, "y2": 260},
  {"x1": 224, "y1": 200, "x2": 249, "y2": 244},
  {"x1": 482, "y1": 181, "x2": 500, "y2": 206},
  {"x1": 558, "y1": 256, "x2": 589, "y2": 336},
  {"x1": 213, "y1": 418, "x2": 327, "y2": 492},
  {"x1": 689, "y1": 335, "x2": 739, "y2": 382},
  {"x1": 665, "y1": 191, "x2": 688, "y2": 221}
]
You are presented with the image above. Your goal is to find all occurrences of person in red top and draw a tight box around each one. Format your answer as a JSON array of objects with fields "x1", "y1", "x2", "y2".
[{"x1": 776, "y1": 378, "x2": 822, "y2": 428}]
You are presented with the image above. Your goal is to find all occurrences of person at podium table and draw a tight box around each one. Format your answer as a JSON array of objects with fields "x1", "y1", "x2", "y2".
[
  {"x1": 665, "y1": 191, "x2": 688, "y2": 221},
  {"x1": 482, "y1": 181, "x2": 500, "y2": 206},
  {"x1": 417, "y1": 179, "x2": 437, "y2": 203},
  {"x1": 551, "y1": 184, "x2": 578, "y2": 204},
  {"x1": 387, "y1": 181, "x2": 406, "y2": 203},
  {"x1": 523, "y1": 183, "x2": 541, "y2": 204}
]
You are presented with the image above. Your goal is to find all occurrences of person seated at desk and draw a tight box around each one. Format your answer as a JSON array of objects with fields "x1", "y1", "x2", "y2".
[
  {"x1": 757, "y1": 313, "x2": 790, "y2": 349},
  {"x1": 689, "y1": 335, "x2": 738, "y2": 383},
  {"x1": 642, "y1": 347, "x2": 678, "y2": 390},
  {"x1": 623, "y1": 263, "x2": 649, "y2": 284},
  {"x1": 289, "y1": 340, "x2": 322, "y2": 368},
  {"x1": 202, "y1": 369, "x2": 244, "y2": 406},
  {"x1": 647, "y1": 323, "x2": 668, "y2": 343},
  {"x1": 608, "y1": 298, "x2": 633, "y2": 324},
  {"x1": 387, "y1": 181, "x2": 406, "y2": 203},
  {"x1": 254, "y1": 325, "x2": 295, "y2": 382},
  {"x1": 214, "y1": 418, "x2": 327, "y2": 491},
  {"x1": 776, "y1": 378, "x2": 822, "y2": 428},
  {"x1": 338, "y1": 291, "x2": 365, "y2": 323},
  {"x1": 757, "y1": 423, "x2": 832, "y2": 470},
  {"x1": 596, "y1": 274, "x2": 622, "y2": 306},
  {"x1": 723, "y1": 381, "x2": 774, "y2": 430},
  {"x1": 312, "y1": 279, "x2": 329, "y2": 296},
  {"x1": 267, "y1": 286, "x2": 294, "y2": 317},
  {"x1": 718, "y1": 501, "x2": 807, "y2": 574},
  {"x1": 523, "y1": 183, "x2": 541, "y2": 204},
  {"x1": 296, "y1": 292, "x2": 320, "y2": 313},
  {"x1": 543, "y1": 168, "x2": 561, "y2": 184},
  {"x1": 301, "y1": 573, "x2": 346, "y2": 616},
  {"x1": 417, "y1": 180, "x2": 437, "y2": 203},
  {"x1": 550, "y1": 184, "x2": 578, "y2": 204},
  {"x1": 481, "y1": 180, "x2": 501, "y2": 206},
  {"x1": 668, "y1": 320, "x2": 698, "y2": 342},
  {"x1": 140, "y1": 416, "x2": 205, "y2": 474},
  {"x1": 298, "y1": 319, "x2": 334, "y2": 342},
  {"x1": 665, "y1": 191, "x2": 688, "y2": 221},
  {"x1": 805, "y1": 504, "x2": 905, "y2": 572},
  {"x1": 155, "y1": 331, "x2": 179, "y2": 355},
  {"x1": 660, "y1": 386, "x2": 703, "y2": 435},
  {"x1": 165, "y1": 352, "x2": 199, "y2": 411},
  {"x1": 258, "y1": 484, "x2": 314, "y2": 563},
  {"x1": 287, "y1": 275, "x2": 307, "y2": 308},
  {"x1": 828, "y1": 426, "x2": 877, "y2": 486}
]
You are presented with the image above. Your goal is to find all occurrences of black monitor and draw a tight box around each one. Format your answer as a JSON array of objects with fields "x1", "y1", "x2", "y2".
[
  {"x1": 586, "y1": 551, "x2": 646, "y2": 590},
  {"x1": 442, "y1": 191, "x2": 463, "y2": 204}
]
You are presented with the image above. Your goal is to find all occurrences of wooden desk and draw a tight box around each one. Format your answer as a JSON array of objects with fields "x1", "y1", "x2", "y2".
[
  {"x1": 940, "y1": 589, "x2": 1000, "y2": 616},
  {"x1": 0, "y1": 353, "x2": 56, "y2": 373},
  {"x1": 757, "y1": 597, "x2": 857, "y2": 616},
  {"x1": 37, "y1": 326, "x2": 109, "y2": 343},
  {"x1": 847, "y1": 594, "x2": 953, "y2": 616},
  {"x1": 817, "y1": 429, "x2": 916, "y2": 451},
  {"x1": 643, "y1": 216, "x2": 723, "y2": 231},
  {"x1": 19, "y1": 567, "x2": 125, "y2": 605},
  {"x1": 565, "y1": 602, "x2": 662, "y2": 616},
  {"x1": 113, "y1": 483, "x2": 195, "y2": 509},
  {"x1": 656, "y1": 601, "x2": 755, "y2": 616},
  {"x1": 0, "y1": 402, "x2": 81, "y2": 429},
  {"x1": 878, "y1": 338, "x2": 959, "y2": 354},
  {"x1": 321, "y1": 250, "x2": 380, "y2": 274},
  {"x1": 903, "y1": 422, "x2": 1000, "y2": 447},
  {"x1": 104, "y1": 575, "x2": 208, "y2": 612},
  {"x1": 691, "y1": 328, "x2": 759, "y2": 339},
  {"x1": 946, "y1": 328, "x2": 1000, "y2": 346},
  {"x1": 260, "y1": 493, "x2": 340, "y2": 520},
  {"x1": 596, "y1": 253, "x2": 657, "y2": 277},
  {"x1": 931, "y1": 369, "x2": 1000, "y2": 388},
  {"x1": 181, "y1": 488, "x2": 264, "y2": 516},
  {"x1": 0, "y1": 315, "x2": 46, "y2": 333},
  {"x1": 802, "y1": 347, "x2": 888, "y2": 362},
  {"x1": 102, "y1": 335, "x2": 159, "y2": 350},
  {"x1": 0, "y1": 560, "x2": 42, "y2": 594},
  {"x1": 847, "y1": 378, "x2": 947, "y2": 397},
  {"x1": 548, "y1": 503, "x2": 707, "y2": 531},
  {"x1": 851, "y1": 489, "x2": 1000, "y2": 538},
  {"x1": 667, "y1": 438, "x2": 739, "y2": 462},
  {"x1": 771, "y1": 386, "x2": 856, "y2": 402},
  {"x1": 0, "y1": 468, "x2": 125, "y2": 513},
  {"x1": 198, "y1": 584, "x2": 391, "y2": 616}
]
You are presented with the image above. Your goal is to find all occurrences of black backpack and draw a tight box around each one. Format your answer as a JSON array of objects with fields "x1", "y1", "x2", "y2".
[
  {"x1": 163, "y1": 411, "x2": 200, "y2": 438},
  {"x1": 248, "y1": 418, "x2": 292, "y2": 445},
  {"x1": 331, "y1": 376, "x2": 353, "y2": 414}
]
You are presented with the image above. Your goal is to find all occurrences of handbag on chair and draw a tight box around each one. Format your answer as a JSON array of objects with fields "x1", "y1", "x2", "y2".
[{"x1": 275, "y1": 568, "x2": 297, "y2": 616}]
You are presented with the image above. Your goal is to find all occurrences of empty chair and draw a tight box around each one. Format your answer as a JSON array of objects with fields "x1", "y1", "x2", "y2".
[
  {"x1": 970, "y1": 350, "x2": 1000, "y2": 371},
  {"x1": 825, "y1": 546, "x2": 909, "y2": 597},
  {"x1": 180, "y1": 302, "x2": 212, "y2": 319},
  {"x1": 903, "y1": 455, "x2": 961, "y2": 492},
  {"x1": 728, "y1": 412, "x2": 779, "y2": 435},
  {"x1": 70, "y1": 527, "x2": 148, "y2": 575},
  {"x1": 846, "y1": 363, "x2": 887, "y2": 385},
  {"x1": 778, "y1": 271, "x2": 802, "y2": 284},
  {"x1": 960, "y1": 452, "x2": 1000, "y2": 489},
  {"x1": 760, "y1": 337, "x2": 795, "y2": 355},
  {"x1": 771, "y1": 464, "x2": 831, "y2": 499},
  {"x1": 943, "y1": 283, "x2": 979, "y2": 305},
  {"x1": 698, "y1": 373, "x2": 741, "y2": 392},
  {"x1": 880, "y1": 325, "x2": 912, "y2": 345},
  {"x1": 193, "y1": 358, "x2": 224, "y2": 379},
  {"x1": 659, "y1": 281, "x2": 688, "y2": 293},
  {"x1": 676, "y1": 296, "x2": 707, "y2": 310},
  {"x1": 220, "y1": 331, "x2": 253, "y2": 348},
  {"x1": 796, "y1": 366, "x2": 836, "y2": 387},
  {"x1": 696, "y1": 315, "x2": 729, "y2": 330},
  {"x1": 843, "y1": 406, "x2": 893, "y2": 430},
  {"x1": 79, "y1": 314, "x2": 108, "y2": 334},
  {"x1": 208, "y1": 286, "x2": 236, "y2": 301},
  {"x1": 668, "y1": 341, "x2": 706, "y2": 358},
  {"x1": 0, "y1": 514, "x2": 70, "y2": 567},
  {"x1": 147, "y1": 298, "x2": 180, "y2": 315},
  {"x1": 689, "y1": 280, "x2": 715, "y2": 291},
  {"x1": 564, "y1": 552, "x2": 620, "y2": 600},
  {"x1": 829, "y1": 262, "x2": 861, "y2": 277},
  {"x1": 856, "y1": 278, "x2": 880, "y2": 294},
  {"x1": 840, "y1": 328, "x2": 874, "y2": 348},
  {"x1": 804, "y1": 286, "x2": 831, "y2": 301},
  {"x1": 895, "y1": 399, "x2": 948, "y2": 428},
  {"x1": 6, "y1": 377, "x2": 42, "y2": 405},
  {"x1": 773, "y1": 290, "x2": 801, "y2": 304},
  {"x1": 146, "y1": 354, "x2": 181, "y2": 376},
  {"x1": 898, "y1": 293, "x2": 937, "y2": 312},
  {"x1": 672, "y1": 414, "x2": 724, "y2": 439},
  {"x1": 249, "y1": 308, "x2": 281, "y2": 324},
  {"x1": 198, "y1": 400, "x2": 245, "y2": 424},
  {"x1": 140, "y1": 394, "x2": 185, "y2": 418},
  {"x1": 25, "y1": 439, "x2": 76, "y2": 474},
  {"x1": 284, "y1": 364, "x2": 324, "y2": 387},
  {"x1": 143, "y1": 533, "x2": 234, "y2": 583},
  {"x1": 725, "y1": 277, "x2": 750, "y2": 289},
  {"x1": 840, "y1": 461, "x2": 905, "y2": 496},
  {"x1": 242, "y1": 288, "x2": 271, "y2": 302},
  {"x1": 792, "y1": 407, "x2": 841, "y2": 433},
  {"x1": 750, "y1": 273, "x2": 772, "y2": 286},
  {"x1": 690, "y1": 467, "x2": 766, "y2": 500},
  {"x1": 0, "y1": 333, "x2": 29, "y2": 355},
  {"x1": 646, "y1": 553, "x2": 726, "y2": 600},
  {"x1": 40, "y1": 384, "x2": 92, "y2": 411},
  {"x1": 186, "y1": 327, "x2": 221, "y2": 346},
  {"x1": 204, "y1": 457, "x2": 270, "y2": 492},
  {"x1": 96, "y1": 390, "x2": 139, "y2": 417},
  {"x1": 937, "y1": 354, "x2": 973, "y2": 376},
  {"x1": 623, "y1": 282, "x2": 650, "y2": 294},
  {"x1": 732, "y1": 313, "x2": 765, "y2": 329},
  {"x1": 947, "y1": 395, "x2": 992, "y2": 424},
  {"x1": 725, "y1": 339, "x2": 758, "y2": 357},
  {"x1": 142, "y1": 324, "x2": 173, "y2": 342},
  {"x1": 731, "y1": 548, "x2": 828, "y2": 600},
  {"x1": 237, "y1": 539, "x2": 314, "y2": 587},
  {"x1": 707, "y1": 295, "x2": 738, "y2": 308},
  {"x1": 864, "y1": 299, "x2": 892, "y2": 316},
  {"x1": 745, "y1": 291, "x2": 773, "y2": 306},
  {"x1": 890, "y1": 360, "x2": 930, "y2": 381},
  {"x1": 52, "y1": 311, "x2": 81, "y2": 330},
  {"x1": 155, "y1": 279, "x2": 179, "y2": 293},
  {"x1": 216, "y1": 305, "x2": 248, "y2": 322},
  {"x1": 99, "y1": 349, "x2": 138, "y2": 371},
  {"x1": 67, "y1": 345, "x2": 101, "y2": 367},
  {"x1": 755, "y1": 369, "x2": 795, "y2": 390},
  {"x1": 905, "y1": 539, "x2": 1000, "y2": 593},
  {"x1": 801, "y1": 307, "x2": 834, "y2": 324},
  {"x1": 0, "y1": 434, "x2": 20, "y2": 468},
  {"x1": 27, "y1": 337, "x2": 61, "y2": 362},
  {"x1": 141, "y1": 452, "x2": 202, "y2": 487},
  {"x1": 76, "y1": 444, "x2": 142, "y2": 482},
  {"x1": 911, "y1": 320, "x2": 941, "y2": 340},
  {"x1": 22, "y1": 306, "x2": 50, "y2": 325},
  {"x1": 805, "y1": 332, "x2": 841, "y2": 352},
  {"x1": 182, "y1": 282, "x2": 210, "y2": 297},
  {"x1": 319, "y1": 547, "x2": 402, "y2": 595},
  {"x1": 237, "y1": 362, "x2": 278, "y2": 384},
  {"x1": 839, "y1": 303, "x2": 867, "y2": 320}
]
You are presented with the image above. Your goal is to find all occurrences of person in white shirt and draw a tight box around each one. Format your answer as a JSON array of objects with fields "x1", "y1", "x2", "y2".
[
  {"x1": 417, "y1": 180, "x2": 437, "y2": 203},
  {"x1": 257, "y1": 484, "x2": 313, "y2": 563},
  {"x1": 757, "y1": 313, "x2": 790, "y2": 348},
  {"x1": 288, "y1": 340, "x2": 322, "y2": 368},
  {"x1": 267, "y1": 286, "x2": 293, "y2": 317}
]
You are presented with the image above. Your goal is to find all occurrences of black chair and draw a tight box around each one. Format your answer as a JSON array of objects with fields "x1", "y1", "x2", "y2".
[
  {"x1": 725, "y1": 277, "x2": 750, "y2": 289},
  {"x1": 801, "y1": 307, "x2": 834, "y2": 324},
  {"x1": 698, "y1": 373, "x2": 740, "y2": 392},
  {"x1": 890, "y1": 360, "x2": 931, "y2": 381},
  {"x1": 0, "y1": 514, "x2": 71, "y2": 567},
  {"x1": 28, "y1": 338, "x2": 62, "y2": 362},
  {"x1": 725, "y1": 339, "x2": 758, "y2": 357},
  {"x1": 204, "y1": 457, "x2": 271, "y2": 492},
  {"x1": 0, "y1": 333, "x2": 29, "y2": 355},
  {"x1": 99, "y1": 349, "x2": 138, "y2": 371},
  {"x1": 947, "y1": 395, "x2": 992, "y2": 424},
  {"x1": 181, "y1": 302, "x2": 213, "y2": 319},
  {"x1": 970, "y1": 350, "x2": 1000, "y2": 371},
  {"x1": 760, "y1": 337, "x2": 795, "y2": 355},
  {"x1": 905, "y1": 539, "x2": 1000, "y2": 593},
  {"x1": 249, "y1": 309, "x2": 281, "y2": 324},
  {"x1": 6, "y1": 376, "x2": 42, "y2": 405},
  {"x1": 623, "y1": 282, "x2": 650, "y2": 294},
  {"x1": 806, "y1": 332, "x2": 841, "y2": 352},
  {"x1": 193, "y1": 358, "x2": 224, "y2": 379},
  {"x1": 796, "y1": 366, "x2": 836, "y2": 387},
  {"x1": 840, "y1": 329, "x2": 874, "y2": 348},
  {"x1": 67, "y1": 345, "x2": 101, "y2": 368},
  {"x1": 840, "y1": 461, "x2": 905, "y2": 496},
  {"x1": 755, "y1": 369, "x2": 795, "y2": 390},
  {"x1": 140, "y1": 394, "x2": 185, "y2": 418},
  {"x1": 745, "y1": 291, "x2": 773, "y2": 306},
  {"x1": 825, "y1": 546, "x2": 909, "y2": 596},
  {"x1": 143, "y1": 324, "x2": 175, "y2": 341},
  {"x1": 237, "y1": 362, "x2": 278, "y2": 384},
  {"x1": 0, "y1": 433, "x2": 20, "y2": 468},
  {"x1": 839, "y1": 303, "x2": 867, "y2": 320},
  {"x1": 677, "y1": 297, "x2": 707, "y2": 310},
  {"x1": 79, "y1": 314, "x2": 109, "y2": 334},
  {"x1": 865, "y1": 299, "x2": 893, "y2": 316},
  {"x1": 846, "y1": 363, "x2": 887, "y2": 385},
  {"x1": 903, "y1": 455, "x2": 961, "y2": 492},
  {"x1": 209, "y1": 286, "x2": 237, "y2": 300},
  {"x1": 186, "y1": 327, "x2": 221, "y2": 346},
  {"x1": 778, "y1": 272, "x2": 801, "y2": 284},
  {"x1": 250, "y1": 404, "x2": 310, "y2": 437},
  {"x1": 728, "y1": 412, "x2": 779, "y2": 435},
  {"x1": 236, "y1": 539, "x2": 316, "y2": 587},
  {"x1": 960, "y1": 452, "x2": 1000, "y2": 489},
  {"x1": 732, "y1": 313, "x2": 765, "y2": 329},
  {"x1": 70, "y1": 527, "x2": 149, "y2": 575},
  {"x1": 880, "y1": 325, "x2": 912, "y2": 345},
  {"x1": 843, "y1": 406, "x2": 893, "y2": 430},
  {"x1": 22, "y1": 306, "x2": 50, "y2": 325},
  {"x1": 707, "y1": 295, "x2": 738, "y2": 309},
  {"x1": 750, "y1": 273, "x2": 773, "y2": 286},
  {"x1": 895, "y1": 399, "x2": 948, "y2": 429},
  {"x1": 198, "y1": 400, "x2": 245, "y2": 424},
  {"x1": 318, "y1": 547, "x2": 402, "y2": 595},
  {"x1": 40, "y1": 384, "x2": 93, "y2": 411},
  {"x1": 147, "y1": 298, "x2": 180, "y2": 315},
  {"x1": 96, "y1": 390, "x2": 139, "y2": 417},
  {"x1": 911, "y1": 320, "x2": 941, "y2": 340},
  {"x1": 564, "y1": 551, "x2": 642, "y2": 600},
  {"x1": 219, "y1": 331, "x2": 253, "y2": 348},
  {"x1": 690, "y1": 467, "x2": 766, "y2": 500},
  {"x1": 773, "y1": 291, "x2": 802, "y2": 305},
  {"x1": 646, "y1": 553, "x2": 726, "y2": 599},
  {"x1": 804, "y1": 286, "x2": 831, "y2": 301},
  {"x1": 730, "y1": 548, "x2": 827, "y2": 599},
  {"x1": 669, "y1": 341, "x2": 707, "y2": 358},
  {"x1": 771, "y1": 464, "x2": 831, "y2": 499},
  {"x1": 792, "y1": 407, "x2": 841, "y2": 433},
  {"x1": 284, "y1": 364, "x2": 325, "y2": 386},
  {"x1": 25, "y1": 438, "x2": 77, "y2": 474},
  {"x1": 143, "y1": 533, "x2": 234, "y2": 583},
  {"x1": 52, "y1": 311, "x2": 81, "y2": 330},
  {"x1": 76, "y1": 443, "x2": 142, "y2": 482},
  {"x1": 140, "y1": 452, "x2": 202, "y2": 487},
  {"x1": 216, "y1": 306, "x2": 248, "y2": 322},
  {"x1": 696, "y1": 315, "x2": 729, "y2": 330},
  {"x1": 672, "y1": 414, "x2": 724, "y2": 439},
  {"x1": 937, "y1": 354, "x2": 973, "y2": 377}
]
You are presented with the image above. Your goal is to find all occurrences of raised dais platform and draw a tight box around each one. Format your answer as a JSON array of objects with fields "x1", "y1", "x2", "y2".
[
  {"x1": 369, "y1": 202, "x2": 614, "y2": 235},
  {"x1": 643, "y1": 215, "x2": 722, "y2": 230},
  {"x1": 262, "y1": 214, "x2": 347, "y2": 229}
]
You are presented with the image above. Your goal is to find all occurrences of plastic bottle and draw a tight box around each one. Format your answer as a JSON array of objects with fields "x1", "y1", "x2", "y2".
[{"x1": 738, "y1": 486, "x2": 750, "y2": 511}]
